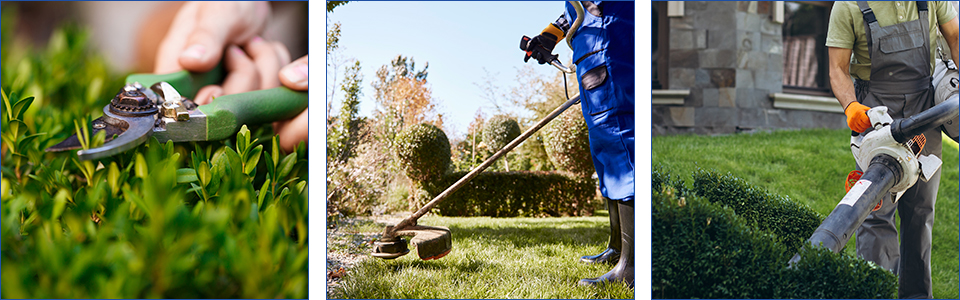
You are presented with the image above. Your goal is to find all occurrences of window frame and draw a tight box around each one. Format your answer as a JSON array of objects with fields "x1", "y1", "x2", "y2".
[{"x1": 781, "y1": 1, "x2": 835, "y2": 97}]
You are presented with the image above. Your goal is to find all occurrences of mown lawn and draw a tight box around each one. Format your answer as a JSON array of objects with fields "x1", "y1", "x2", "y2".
[
  {"x1": 652, "y1": 128, "x2": 959, "y2": 299},
  {"x1": 328, "y1": 215, "x2": 634, "y2": 299}
]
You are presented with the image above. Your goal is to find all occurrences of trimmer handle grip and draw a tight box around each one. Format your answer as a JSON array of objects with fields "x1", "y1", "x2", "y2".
[{"x1": 520, "y1": 35, "x2": 573, "y2": 74}]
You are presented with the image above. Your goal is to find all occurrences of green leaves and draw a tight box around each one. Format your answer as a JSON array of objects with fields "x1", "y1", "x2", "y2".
[
  {"x1": 236, "y1": 125, "x2": 263, "y2": 177},
  {"x1": 653, "y1": 168, "x2": 897, "y2": 299},
  {"x1": 395, "y1": 123, "x2": 451, "y2": 182},
  {"x1": 2, "y1": 19, "x2": 308, "y2": 298}
]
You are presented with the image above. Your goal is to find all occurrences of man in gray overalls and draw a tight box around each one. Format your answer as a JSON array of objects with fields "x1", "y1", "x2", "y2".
[{"x1": 826, "y1": 1, "x2": 959, "y2": 298}]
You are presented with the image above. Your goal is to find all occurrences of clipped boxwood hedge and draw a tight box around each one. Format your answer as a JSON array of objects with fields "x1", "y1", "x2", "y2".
[
  {"x1": 542, "y1": 103, "x2": 593, "y2": 178},
  {"x1": 692, "y1": 169, "x2": 823, "y2": 253},
  {"x1": 653, "y1": 187, "x2": 786, "y2": 298},
  {"x1": 482, "y1": 115, "x2": 521, "y2": 151},
  {"x1": 653, "y1": 168, "x2": 897, "y2": 299},
  {"x1": 426, "y1": 171, "x2": 597, "y2": 217},
  {"x1": 395, "y1": 123, "x2": 451, "y2": 183}
]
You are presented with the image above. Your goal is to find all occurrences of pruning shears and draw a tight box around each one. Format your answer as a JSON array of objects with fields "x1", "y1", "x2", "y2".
[{"x1": 45, "y1": 66, "x2": 308, "y2": 160}]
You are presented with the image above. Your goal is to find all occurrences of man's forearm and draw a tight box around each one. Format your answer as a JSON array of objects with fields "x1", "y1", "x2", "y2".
[
  {"x1": 950, "y1": 37, "x2": 958, "y2": 67},
  {"x1": 831, "y1": 67, "x2": 859, "y2": 110}
]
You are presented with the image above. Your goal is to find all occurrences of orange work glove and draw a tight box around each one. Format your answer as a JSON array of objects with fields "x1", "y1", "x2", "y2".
[{"x1": 844, "y1": 102, "x2": 872, "y2": 133}]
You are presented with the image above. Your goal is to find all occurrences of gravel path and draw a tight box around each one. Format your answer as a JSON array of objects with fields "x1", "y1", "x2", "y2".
[{"x1": 326, "y1": 214, "x2": 406, "y2": 297}]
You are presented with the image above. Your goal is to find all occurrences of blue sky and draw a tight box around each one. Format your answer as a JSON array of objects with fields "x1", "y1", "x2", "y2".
[{"x1": 327, "y1": 1, "x2": 578, "y2": 137}]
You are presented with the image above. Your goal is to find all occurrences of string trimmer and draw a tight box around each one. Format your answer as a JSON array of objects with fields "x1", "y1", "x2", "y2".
[
  {"x1": 372, "y1": 2, "x2": 587, "y2": 261},
  {"x1": 372, "y1": 91, "x2": 581, "y2": 260}
]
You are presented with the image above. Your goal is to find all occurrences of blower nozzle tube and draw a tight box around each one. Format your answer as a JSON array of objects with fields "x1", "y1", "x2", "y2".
[
  {"x1": 788, "y1": 154, "x2": 900, "y2": 265},
  {"x1": 891, "y1": 94, "x2": 959, "y2": 143}
]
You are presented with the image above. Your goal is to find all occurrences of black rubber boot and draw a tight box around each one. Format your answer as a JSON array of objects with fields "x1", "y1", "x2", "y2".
[
  {"x1": 580, "y1": 198, "x2": 621, "y2": 264},
  {"x1": 579, "y1": 200, "x2": 634, "y2": 288}
]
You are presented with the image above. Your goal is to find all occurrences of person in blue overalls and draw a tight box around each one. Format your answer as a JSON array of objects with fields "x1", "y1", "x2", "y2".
[{"x1": 522, "y1": 1, "x2": 635, "y2": 287}]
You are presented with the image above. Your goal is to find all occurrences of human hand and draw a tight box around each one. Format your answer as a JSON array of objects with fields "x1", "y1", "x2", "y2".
[
  {"x1": 190, "y1": 38, "x2": 292, "y2": 106},
  {"x1": 154, "y1": 1, "x2": 272, "y2": 74},
  {"x1": 844, "y1": 102, "x2": 871, "y2": 133},
  {"x1": 522, "y1": 24, "x2": 564, "y2": 64},
  {"x1": 274, "y1": 55, "x2": 308, "y2": 153}
]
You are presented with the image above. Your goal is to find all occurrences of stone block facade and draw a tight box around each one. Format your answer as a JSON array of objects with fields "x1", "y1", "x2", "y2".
[{"x1": 653, "y1": 1, "x2": 847, "y2": 135}]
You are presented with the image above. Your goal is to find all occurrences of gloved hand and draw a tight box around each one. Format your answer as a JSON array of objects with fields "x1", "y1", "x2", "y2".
[
  {"x1": 845, "y1": 102, "x2": 872, "y2": 133},
  {"x1": 522, "y1": 23, "x2": 565, "y2": 64}
]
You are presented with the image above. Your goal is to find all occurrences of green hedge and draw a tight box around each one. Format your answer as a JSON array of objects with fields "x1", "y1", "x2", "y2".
[
  {"x1": 782, "y1": 246, "x2": 898, "y2": 298},
  {"x1": 653, "y1": 187, "x2": 786, "y2": 298},
  {"x1": 652, "y1": 169, "x2": 897, "y2": 299},
  {"x1": 426, "y1": 171, "x2": 598, "y2": 217},
  {"x1": 692, "y1": 169, "x2": 823, "y2": 253},
  {"x1": 1, "y1": 15, "x2": 307, "y2": 298}
]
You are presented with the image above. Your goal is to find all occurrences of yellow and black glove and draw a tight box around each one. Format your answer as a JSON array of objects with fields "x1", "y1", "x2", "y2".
[{"x1": 521, "y1": 23, "x2": 566, "y2": 65}]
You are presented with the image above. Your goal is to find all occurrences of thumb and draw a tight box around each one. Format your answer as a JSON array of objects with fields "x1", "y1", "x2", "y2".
[{"x1": 279, "y1": 55, "x2": 309, "y2": 91}]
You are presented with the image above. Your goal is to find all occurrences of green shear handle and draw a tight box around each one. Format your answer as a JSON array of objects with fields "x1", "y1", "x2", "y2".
[{"x1": 125, "y1": 66, "x2": 308, "y2": 141}]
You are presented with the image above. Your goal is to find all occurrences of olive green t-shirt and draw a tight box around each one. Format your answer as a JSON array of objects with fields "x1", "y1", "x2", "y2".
[{"x1": 825, "y1": 1, "x2": 958, "y2": 80}]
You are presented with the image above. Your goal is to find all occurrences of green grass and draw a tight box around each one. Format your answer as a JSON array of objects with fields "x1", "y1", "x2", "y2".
[
  {"x1": 653, "y1": 128, "x2": 959, "y2": 299},
  {"x1": 329, "y1": 215, "x2": 634, "y2": 299}
]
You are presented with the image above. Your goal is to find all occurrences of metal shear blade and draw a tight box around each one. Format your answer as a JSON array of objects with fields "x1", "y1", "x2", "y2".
[{"x1": 75, "y1": 106, "x2": 155, "y2": 160}]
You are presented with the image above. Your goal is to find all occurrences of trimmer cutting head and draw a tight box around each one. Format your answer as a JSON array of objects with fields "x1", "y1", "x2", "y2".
[
  {"x1": 371, "y1": 225, "x2": 452, "y2": 260},
  {"x1": 371, "y1": 237, "x2": 410, "y2": 259}
]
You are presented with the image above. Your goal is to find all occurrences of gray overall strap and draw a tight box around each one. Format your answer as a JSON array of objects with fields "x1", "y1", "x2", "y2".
[
  {"x1": 857, "y1": 1, "x2": 878, "y2": 59},
  {"x1": 918, "y1": 1, "x2": 931, "y2": 73}
]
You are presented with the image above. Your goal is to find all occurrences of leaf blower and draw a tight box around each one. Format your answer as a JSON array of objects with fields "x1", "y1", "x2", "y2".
[{"x1": 789, "y1": 87, "x2": 958, "y2": 265}]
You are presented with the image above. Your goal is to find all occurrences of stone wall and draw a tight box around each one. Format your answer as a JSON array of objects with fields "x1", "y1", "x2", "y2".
[{"x1": 652, "y1": 1, "x2": 847, "y2": 135}]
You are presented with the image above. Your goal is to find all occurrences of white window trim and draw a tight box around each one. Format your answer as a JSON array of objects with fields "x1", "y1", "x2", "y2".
[
  {"x1": 652, "y1": 89, "x2": 690, "y2": 105},
  {"x1": 774, "y1": 1, "x2": 785, "y2": 23},
  {"x1": 667, "y1": 2, "x2": 684, "y2": 17},
  {"x1": 770, "y1": 93, "x2": 843, "y2": 113}
]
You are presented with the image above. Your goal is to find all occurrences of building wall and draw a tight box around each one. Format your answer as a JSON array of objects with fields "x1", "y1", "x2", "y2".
[{"x1": 652, "y1": 1, "x2": 847, "y2": 135}]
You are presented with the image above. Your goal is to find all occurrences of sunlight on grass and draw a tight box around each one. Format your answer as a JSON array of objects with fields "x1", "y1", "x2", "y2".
[
  {"x1": 330, "y1": 216, "x2": 634, "y2": 299},
  {"x1": 653, "y1": 128, "x2": 959, "y2": 299}
]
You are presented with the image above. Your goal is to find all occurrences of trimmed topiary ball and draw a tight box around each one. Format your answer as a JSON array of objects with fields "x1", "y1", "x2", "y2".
[
  {"x1": 482, "y1": 115, "x2": 521, "y2": 151},
  {"x1": 395, "y1": 123, "x2": 451, "y2": 183},
  {"x1": 542, "y1": 103, "x2": 593, "y2": 177}
]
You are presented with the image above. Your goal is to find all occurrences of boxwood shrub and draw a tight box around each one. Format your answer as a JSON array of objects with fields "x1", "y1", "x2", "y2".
[
  {"x1": 395, "y1": 123, "x2": 451, "y2": 183},
  {"x1": 692, "y1": 169, "x2": 823, "y2": 253},
  {"x1": 426, "y1": 171, "x2": 598, "y2": 217},
  {"x1": 653, "y1": 187, "x2": 786, "y2": 298},
  {"x1": 482, "y1": 115, "x2": 521, "y2": 151},
  {"x1": 1, "y1": 15, "x2": 308, "y2": 298},
  {"x1": 542, "y1": 103, "x2": 593, "y2": 177},
  {"x1": 653, "y1": 169, "x2": 897, "y2": 299}
]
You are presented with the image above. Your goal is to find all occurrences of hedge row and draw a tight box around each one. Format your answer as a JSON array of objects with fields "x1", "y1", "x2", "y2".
[
  {"x1": 692, "y1": 169, "x2": 823, "y2": 254},
  {"x1": 425, "y1": 171, "x2": 598, "y2": 217},
  {"x1": 652, "y1": 169, "x2": 897, "y2": 299}
]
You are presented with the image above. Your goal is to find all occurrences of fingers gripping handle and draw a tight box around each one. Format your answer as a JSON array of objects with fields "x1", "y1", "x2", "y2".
[{"x1": 199, "y1": 87, "x2": 308, "y2": 140}]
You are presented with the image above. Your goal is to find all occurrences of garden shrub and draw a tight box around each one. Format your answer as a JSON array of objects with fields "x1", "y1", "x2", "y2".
[
  {"x1": 652, "y1": 164, "x2": 689, "y2": 197},
  {"x1": 653, "y1": 169, "x2": 897, "y2": 299},
  {"x1": 395, "y1": 123, "x2": 450, "y2": 183},
  {"x1": 427, "y1": 171, "x2": 597, "y2": 217},
  {"x1": 653, "y1": 187, "x2": 787, "y2": 299},
  {"x1": 782, "y1": 246, "x2": 898, "y2": 299},
  {"x1": 1, "y1": 16, "x2": 307, "y2": 298},
  {"x1": 542, "y1": 103, "x2": 593, "y2": 177},
  {"x1": 482, "y1": 115, "x2": 521, "y2": 151},
  {"x1": 692, "y1": 169, "x2": 823, "y2": 254}
]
